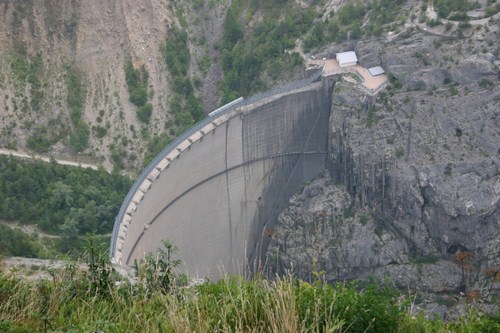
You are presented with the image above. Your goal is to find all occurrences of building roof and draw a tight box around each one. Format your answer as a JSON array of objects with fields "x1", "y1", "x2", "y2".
[
  {"x1": 336, "y1": 51, "x2": 358, "y2": 65},
  {"x1": 368, "y1": 66, "x2": 385, "y2": 76}
]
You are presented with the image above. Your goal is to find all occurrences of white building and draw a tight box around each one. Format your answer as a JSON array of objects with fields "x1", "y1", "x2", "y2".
[
  {"x1": 368, "y1": 66, "x2": 385, "y2": 76},
  {"x1": 336, "y1": 51, "x2": 358, "y2": 67}
]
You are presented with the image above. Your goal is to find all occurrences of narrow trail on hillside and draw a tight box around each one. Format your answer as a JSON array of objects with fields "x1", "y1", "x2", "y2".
[{"x1": 0, "y1": 148, "x2": 102, "y2": 171}]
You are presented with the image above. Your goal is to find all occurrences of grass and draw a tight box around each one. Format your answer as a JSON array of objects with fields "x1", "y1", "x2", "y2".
[
  {"x1": 1, "y1": 236, "x2": 499, "y2": 332},
  {"x1": 0, "y1": 264, "x2": 498, "y2": 333}
]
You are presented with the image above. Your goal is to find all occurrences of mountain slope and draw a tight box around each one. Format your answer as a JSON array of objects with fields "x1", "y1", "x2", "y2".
[{"x1": 0, "y1": 0, "x2": 220, "y2": 170}]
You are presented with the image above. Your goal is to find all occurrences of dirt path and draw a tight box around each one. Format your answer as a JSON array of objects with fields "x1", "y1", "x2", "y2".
[
  {"x1": 404, "y1": 1, "x2": 500, "y2": 40},
  {"x1": 0, "y1": 148, "x2": 101, "y2": 170},
  {"x1": 1, "y1": 256, "x2": 136, "y2": 282},
  {"x1": 1, "y1": 220, "x2": 60, "y2": 239},
  {"x1": 427, "y1": 0, "x2": 500, "y2": 26},
  {"x1": 0, "y1": 256, "x2": 85, "y2": 281}
]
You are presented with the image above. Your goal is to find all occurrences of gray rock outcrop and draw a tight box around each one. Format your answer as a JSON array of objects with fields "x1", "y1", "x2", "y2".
[{"x1": 268, "y1": 27, "x2": 499, "y2": 313}]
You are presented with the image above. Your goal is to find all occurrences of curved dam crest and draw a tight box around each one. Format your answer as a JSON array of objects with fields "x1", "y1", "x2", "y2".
[{"x1": 111, "y1": 71, "x2": 334, "y2": 278}]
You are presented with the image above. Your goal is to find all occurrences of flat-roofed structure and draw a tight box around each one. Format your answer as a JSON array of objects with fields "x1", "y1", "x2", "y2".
[
  {"x1": 336, "y1": 51, "x2": 358, "y2": 67},
  {"x1": 368, "y1": 66, "x2": 385, "y2": 76}
]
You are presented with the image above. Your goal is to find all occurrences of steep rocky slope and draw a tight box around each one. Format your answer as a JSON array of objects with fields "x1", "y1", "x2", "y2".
[
  {"x1": 0, "y1": 0, "x2": 227, "y2": 170},
  {"x1": 268, "y1": 5, "x2": 499, "y2": 313}
]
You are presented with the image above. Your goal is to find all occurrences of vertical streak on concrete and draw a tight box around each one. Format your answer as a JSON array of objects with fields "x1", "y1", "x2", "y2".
[
  {"x1": 241, "y1": 84, "x2": 332, "y2": 272},
  {"x1": 250, "y1": 90, "x2": 328, "y2": 269},
  {"x1": 240, "y1": 114, "x2": 251, "y2": 275},
  {"x1": 224, "y1": 121, "x2": 233, "y2": 255}
]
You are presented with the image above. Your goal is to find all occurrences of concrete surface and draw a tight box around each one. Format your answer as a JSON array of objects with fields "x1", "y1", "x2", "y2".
[{"x1": 111, "y1": 76, "x2": 333, "y2": 279}]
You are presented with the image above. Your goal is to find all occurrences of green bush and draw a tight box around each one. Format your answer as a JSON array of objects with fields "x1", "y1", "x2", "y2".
[
  {"x1": 303, "y1": 0, "x2": 404, "y2": 51},
  {"x1": 142, "y1": 133, "x2": 173, "y2": 167},
  {"x1": 26, "y1": 126, "x2": 59, "y2": 153},
  {"x1": 125, "y1": 61, "x2": 152, "y2": 123},
  {"x1": 164, "y1": 29, "x2": 190, "y2": 78},
  {"x1": 337, "y1": 2, "x2": 366, "y2": 26},
  {"x1": 156, "y1": 25, "x2": 205, "y2": 168},
  {"x1": 93, "y1": 126, "x2": 107, "y2": 138},
  {"x1": 222, "y1": 8, "x2": 243, "y2": 49},
  {"x1": 66, "y1": 66, "x2": 90, "y2": 152},
  {"x1": 478, "y1": 78, "x2": 494, "y2": 88},
  {"x1": 129, "y1": 87, "x2": 148, "y2": 107},
  {"x1": 0, "y1": 224, "x2": 43, "y2": 258},
  {"x1": 69, "y1": 121, "x2": 90, "y2": 153},
  {"x1": 137, "y1": 103, "x2": 153, "y2": 123},
  {"x1": 174, "y1": 111, "x2": 195, "y2": 127},
  {"x1": 67, "y1": 69, "x2": 84, "y2": 113},
  {"x1": 395, "y1": 147, "x2": 404, "y2": 158}
]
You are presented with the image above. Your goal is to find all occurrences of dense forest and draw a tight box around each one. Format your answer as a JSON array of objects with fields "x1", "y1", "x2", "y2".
[{"x1": 0, "y1": 155, "x2": 132, "y2": 257}]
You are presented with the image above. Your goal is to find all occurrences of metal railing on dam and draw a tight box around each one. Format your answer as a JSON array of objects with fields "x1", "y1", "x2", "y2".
[{"x1": 110, "y1": 68, "x2": 324, "y2": 264}]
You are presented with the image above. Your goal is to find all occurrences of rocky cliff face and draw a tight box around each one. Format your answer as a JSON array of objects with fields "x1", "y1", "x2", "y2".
[{"x1": 268, "y1": 20, "x2": 499, "y2": 313}]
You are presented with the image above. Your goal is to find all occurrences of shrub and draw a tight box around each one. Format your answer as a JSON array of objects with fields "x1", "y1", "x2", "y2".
[
  {"x1": 219, "y1": 5, "x2": 314, "y2": 101},
  {"x1": 478, "y1": 78, "x2": 494, "y2": 88},
  {"x1": 0, "y1": 224, "x2": 43, "y2": 258},
  {"x1": 125, "y1": 62, "x2": 149, "y2": 108},
  {"x1": 137, "y1": 103, "x2": 153, "y2": 123},
  {"x1": 70, "y1": 121, "x2": 90, "y2": 153},
  {"x1": 129, "y1": 87, "x2": 148, "y2": 107},
  {"x1": 444, "y1": 163, "x2": 454, "y2": 176},
  {"x1": 135, "y1": 240, "x2": 181, "y2": 295},
  {"x1": 26, "y1": 126, "x2": 58, "y2": 153},
  {"x1": 163, "y1": 27, "x2": 204, "y2": 132},
  {"x1": 395, "y1": 147, "x2": 404, "y2": 158},
  {"x1": 93, "y1": 126, "x2": 107, "y2": 138},
  {"x1": 143, "y1": 133, "x2": 173, "y2": 167}
]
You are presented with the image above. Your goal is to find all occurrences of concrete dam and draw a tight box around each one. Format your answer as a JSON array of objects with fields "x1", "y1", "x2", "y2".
[{"x1": 110, "y1": 70, "x2": 334, "y2": 278}]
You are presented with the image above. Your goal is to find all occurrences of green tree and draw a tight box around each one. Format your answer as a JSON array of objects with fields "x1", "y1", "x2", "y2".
[
  {"x1": 50, "y1": 181, "x2": 73, "y2": 209},
  {"x1": 223, "y1": 8, "x2": 243, "y2": 48}
]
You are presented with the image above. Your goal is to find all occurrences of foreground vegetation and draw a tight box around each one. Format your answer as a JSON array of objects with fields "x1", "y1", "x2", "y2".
[{"x1": 0, "y1": 241, "x2": 498, "y2": 333}]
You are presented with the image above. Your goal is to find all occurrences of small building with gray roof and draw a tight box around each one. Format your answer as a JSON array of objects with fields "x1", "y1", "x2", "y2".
[
  {"x1": 368, "y1": 66, "x2": 385, "y2": 76},
  {"x1": 336, "y1": 51, "x2": 358, "y2": 67}
]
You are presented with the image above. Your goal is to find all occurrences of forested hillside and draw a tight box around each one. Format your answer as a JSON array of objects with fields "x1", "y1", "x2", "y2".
[{"x1": 0, "y1": 156, "x2": 131, "y2": 257}]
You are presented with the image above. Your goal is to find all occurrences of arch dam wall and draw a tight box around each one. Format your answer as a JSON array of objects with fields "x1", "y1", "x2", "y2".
[{"x1": 111, "y1": 72, "x2": 334, "y2": 278}]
